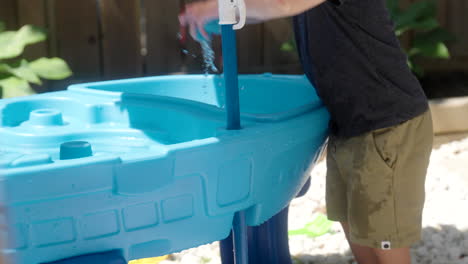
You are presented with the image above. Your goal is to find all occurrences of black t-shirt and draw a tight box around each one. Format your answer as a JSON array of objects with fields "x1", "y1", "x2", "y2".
[{"x1": 293, "y1": 0, "x2": 428, "y2": 138}]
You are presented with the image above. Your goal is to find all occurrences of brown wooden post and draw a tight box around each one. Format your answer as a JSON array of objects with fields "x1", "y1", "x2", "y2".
[
  {"x1": 400, "y1": 0, "x2": 410, "y2": 50},
  {"x1": 447, "y1": 0, "x2": 468, "y2": 58},
  {"x1": 16, "y1": 0, "x2": 48, "y2": 61},
  {"x1": 237, "y1": 24, "x2": 264, "y2": 73},
  {"x1": 0, "y1": 0, "x2": 18, "y2": 30},
  {"x1": 99, "y1": 0, "x2": 143, "y2": 79},
  {"x1": 16, "y1": 0, "x2": 50, "y2": 92},
  {"x1": 50, "y1": 0, "x2": 102, "y2": 89},
  {"x1": 145, "y1": 0, "x2": 184, "y2": 75},
  {"x1": 263, "y1": 18, "x2": 301, "y2": 74}
]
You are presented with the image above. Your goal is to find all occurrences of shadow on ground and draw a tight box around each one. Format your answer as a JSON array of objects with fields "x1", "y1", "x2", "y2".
[{"x1": 292, "y1": 225, "x2": 468, "y2": 264}]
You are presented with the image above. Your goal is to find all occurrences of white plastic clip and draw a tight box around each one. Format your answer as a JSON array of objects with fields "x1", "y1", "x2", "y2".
[
  {"x1": 233, "y1": 0, "x2": 246, "y2": 30},
  {"x1": 218, "y1": 0, "x2": 246, "y2": 30}
]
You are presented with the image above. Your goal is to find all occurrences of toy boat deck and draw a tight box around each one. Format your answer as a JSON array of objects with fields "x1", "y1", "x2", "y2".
[{"x1": 0, "y1": 74, "x2": 329, "y2": 263}]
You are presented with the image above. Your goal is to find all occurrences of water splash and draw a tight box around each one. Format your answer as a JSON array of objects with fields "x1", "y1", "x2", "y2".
[
  {"x1": 178, "y1": 30, "x2": 218, "y2": 73},
  {"x1": 200, "y1": 39, "x2": 218, "y2": 74}
]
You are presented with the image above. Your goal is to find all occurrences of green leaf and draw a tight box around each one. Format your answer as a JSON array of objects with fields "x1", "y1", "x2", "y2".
[
  {"x1": 0, "y1": 60, "x2": 42, "y2": 84},
  {"x1": 0, "y1": 25, "x2": 46, "y2": 60},
  {"x1": 409, "y1": 42, "x2": 450, "y2": 59},
  {"x1": 0, "y1": 63, "x2": 9, "y2": 73},
  {"x1": 29, "y1": 57, "x2": 72, "y2": 80},
  {"x1": 394, "y1": 0, "x2": 436, "y2": 31},
  {"x1": 411, "y1": 62, "x2": 425, "y2": 77},
  {"x1": 431, "y1": 42, "x2": 450, "y2": 58},
  {"x1": 16, "y1": 25, "x2": 46, "y2": 46},
  {"x1": 386, "y1": 0, "x2": 401, "y2": 18},
  {"x1": 281, "y1": 42, "x2": 295, "y2": 52},
  {"x1": 409, "y1": 28, "x2": 454, "y2": 59},
  {"x1": 288, "y1": 214, "x2": 333, "y2": 238},
  {"x1": 414, "y1": 28, "x2": 457, "y2": 46},
  {"x1": 407, "y1": 59, "x2": 414, "y2": 69},
  {"x1": 0, "y1": 76, "x2": 35, "y2": 98},
  {"x1": 0, "y1": 31, "x2": 17, "y2": 58},
  {"x1": 396, "y1": 18, "x2": 439, "y2": 35},
  {"x1": 0, "y1": 21, "x2": 5, "y2": 33}
]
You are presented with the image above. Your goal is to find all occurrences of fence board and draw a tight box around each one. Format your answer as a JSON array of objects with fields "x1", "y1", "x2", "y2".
[
  {"x1": 436, "y1": 0, "x2": 448, "y2": 27},
  {"x1": 145, "y1": 0, "x2": 183, "y2": 75},
  {"x1": 17, "y1": 0, "x2": 48, "y2": 60},
  {"x1": 45, "y1": 0, "x2": 57, "y2": 57},
  {"x1": 2, "y1": 0, "x2": 465, "y2": 92},
  {"x1": 419, "y1": 58, "x2": 468, "y2": 73},
  {"x1": 398, "y1": 0, "x2": 414, "y2": 49},
  {"x1": 0, "y1": 0, "x2": 17, "y2": 29},
  {"x1": 100, "y1": 0, "x2": 143, "y2": 79},
  {"x1": 446, "y1": 0, "x2": 468, "y2": 57},
  {"x1": 237, "y1": 24, "x2": 263, "y2": 73},
  {"x1": 52, "y1": 0, "x2": 101, "y2": 87},
  {"x1": 263, "y1": 18, "x2": 301, "y2": 74}
]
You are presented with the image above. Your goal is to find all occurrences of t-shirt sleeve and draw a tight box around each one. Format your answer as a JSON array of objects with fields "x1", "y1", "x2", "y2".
[{"x1": 328, "y1": 0, "x2": 345, "y2": 6}]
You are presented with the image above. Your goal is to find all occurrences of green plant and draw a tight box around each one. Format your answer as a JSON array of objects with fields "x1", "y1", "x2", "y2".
[
  {"x1": 288, "y1": 213, "x2": 333, "y2": 238},
  {"x1": 0, "y1": 21, "x2": 72, "y2": 98},
  {"x1": 387, "y1": 0, "x2": 456, "y2": 76},
  {"x1": 200, "y1": 257, "x2": 212, "y2": 264},
  {"x1": 280, "y1": 1, "x2": 455, "y2": 77}
]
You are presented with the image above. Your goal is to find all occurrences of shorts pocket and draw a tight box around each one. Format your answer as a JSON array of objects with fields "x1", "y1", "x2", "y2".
[{"x1": 371, "y1": 126, "x2": 399, "y2": 170}]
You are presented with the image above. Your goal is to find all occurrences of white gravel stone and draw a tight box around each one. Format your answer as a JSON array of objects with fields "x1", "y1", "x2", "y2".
[
  {"x1": 163, "y1": 137, "x2": 468, "y2": 264},
  {"x1": 160, "y1": 261, "x2": 175, "y2": 264}
]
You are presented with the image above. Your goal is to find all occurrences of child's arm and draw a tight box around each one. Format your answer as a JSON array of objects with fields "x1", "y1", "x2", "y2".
[
  {"x1": 246, "y1": 0, "x2": 327, "y2": 21},
  {"x1": 180, "y1": 0, "x2": 327, "y2": 40}
]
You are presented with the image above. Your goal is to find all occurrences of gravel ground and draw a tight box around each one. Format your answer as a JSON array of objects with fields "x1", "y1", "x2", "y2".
[{"x1": 158, "y1": 136, "x2": 468, "y2": 264}]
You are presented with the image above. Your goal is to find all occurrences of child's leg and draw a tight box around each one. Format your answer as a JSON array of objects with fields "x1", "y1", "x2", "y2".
[
  {"x1": 373, "y1": 246, "x2": 410, "y2": 264},
  {"x1": 341, "y1": 222, "x2": 379, "y2": 264},
  {"x1": 326, "y1": 111, "x2": 433, "y2": 264},
  {"x1": 343, "y1": 220, "x2": 411, "y2": 264},
  {"x1": 325, "y1": 143, "x2": 378, "y2": 264}
]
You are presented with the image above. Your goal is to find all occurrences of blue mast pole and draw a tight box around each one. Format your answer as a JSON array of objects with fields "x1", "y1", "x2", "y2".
[
  {"x1": 221, "y1": 24, "x2": 241, "y2": 130},
  {"x1": 221, "y1": 22, "x2": 248, "y2": 264},
  {"x1": 218, "y1": 0, "x2": 247, "y2": 263}
]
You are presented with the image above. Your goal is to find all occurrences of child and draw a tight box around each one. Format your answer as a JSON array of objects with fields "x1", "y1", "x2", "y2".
[{"x1": 180, "y1": 1, "x2": 433, "y2": 263}]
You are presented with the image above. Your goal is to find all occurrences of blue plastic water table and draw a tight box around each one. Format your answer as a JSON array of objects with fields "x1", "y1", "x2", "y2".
[{"x1": 0, "y1": 74, "x2": 329, "y2": 264}]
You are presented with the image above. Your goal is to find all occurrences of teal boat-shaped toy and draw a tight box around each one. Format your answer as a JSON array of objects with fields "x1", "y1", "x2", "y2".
[{"x1": 0, "y1": 74, "x2": 329, "y2": 263}]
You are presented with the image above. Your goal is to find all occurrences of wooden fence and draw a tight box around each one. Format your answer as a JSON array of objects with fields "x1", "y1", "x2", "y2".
[{"x1": 0, "y1": 0, "x2": 467, "y2": 91}]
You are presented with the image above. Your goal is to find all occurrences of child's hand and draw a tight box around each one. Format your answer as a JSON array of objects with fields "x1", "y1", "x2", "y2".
[{"x1": 179, "y1": 0, "x2": 219, "y2": 42}]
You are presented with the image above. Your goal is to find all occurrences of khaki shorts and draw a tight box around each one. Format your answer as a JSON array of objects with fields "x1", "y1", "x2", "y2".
[{"x1": 326, "y1": 110, "x2": 433, "y2": 249}]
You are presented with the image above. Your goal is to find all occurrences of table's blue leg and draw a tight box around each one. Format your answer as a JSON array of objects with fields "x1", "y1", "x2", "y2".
[
  {"x1": 44, "y1": 250, "x2": 126, "y2": 264},
  {"x1": 220, "y1": 178, "x2": 311, "y2": 264},
  {"x1": 220, "y1": 231, "x2": 235, "y2": 264},
  {"x1": 221, "y1": 207, "x2": 292, "y2": 264},
  {"x1": 233, "y1": 211, "x2": 249, "y2": 264}
]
